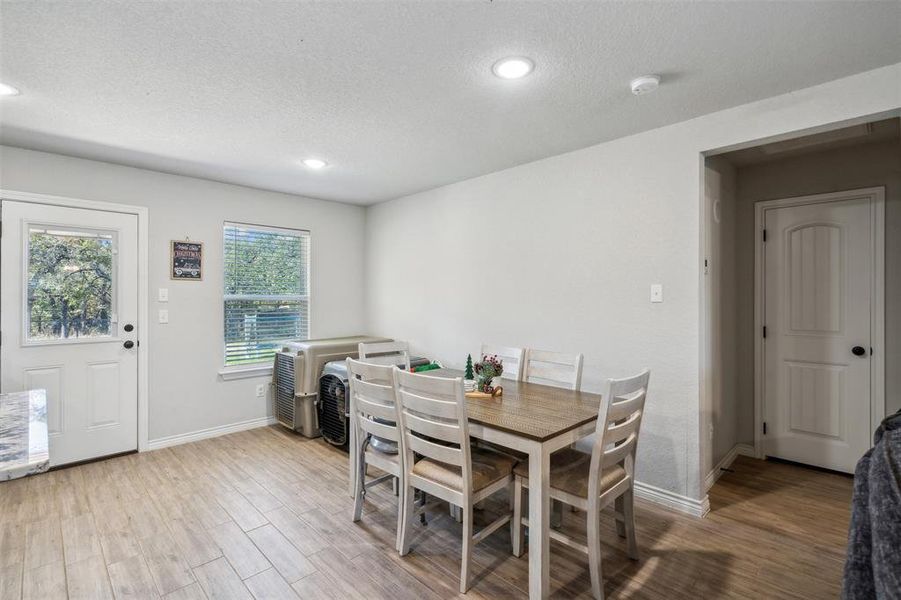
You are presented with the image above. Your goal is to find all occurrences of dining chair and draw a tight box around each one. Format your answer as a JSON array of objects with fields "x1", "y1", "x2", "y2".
[
  {"x1": 394, "y1": 368, "x2": 517, "y2": 593},
  {"x1": 511, "y1": 369, "x2": 650, "y2": 600},
  {"x1": 359, "y1": 340, "x2": 411, "y2": 370},
  {"x1": 347, "y1": 358, "x2": 405, "y2": 551},
  {"x1": 479, "y1": 343, "x2": 525, "y2": 381},
  {"x1": 523, "y1": 348, "x2": 584, "y2": 391}
]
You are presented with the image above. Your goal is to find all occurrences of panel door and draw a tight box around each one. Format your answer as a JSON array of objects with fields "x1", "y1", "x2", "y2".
[
  {"x1": 1, "y1": 200, "x2": 139, "y2": 466},
  {"x1": 763, "y1": 196, "x2": 872, "y2": 473}
]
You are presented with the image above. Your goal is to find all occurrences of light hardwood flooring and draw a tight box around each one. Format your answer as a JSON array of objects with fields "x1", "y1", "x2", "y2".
[{"x1": 0, "y1": 426, "x2": 852, "y2": 599}]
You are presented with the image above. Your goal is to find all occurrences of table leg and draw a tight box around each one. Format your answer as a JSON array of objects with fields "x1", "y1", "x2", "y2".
[{"x1": 528, "y1": 442, "x2": 550, "y2": 599}]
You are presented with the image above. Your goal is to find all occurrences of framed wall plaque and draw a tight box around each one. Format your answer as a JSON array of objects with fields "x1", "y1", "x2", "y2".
[{"x1": 170, "y1": 240, "x2": 203, "y2": 280}]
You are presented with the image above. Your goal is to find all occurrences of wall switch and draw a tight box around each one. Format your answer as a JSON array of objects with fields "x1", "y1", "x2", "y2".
[
  {"x1": 650, "y1": 284, "x2": 663, "y2": 303},
  {"x1": 256, "y1": 384, "x2": 266, "y2": 398},
  {"x1": 158, "y1": 288, "x2": 169, "y2": 302},
  {"x1": 158, "y1": 309, "x2": 169, "y2": 324}
]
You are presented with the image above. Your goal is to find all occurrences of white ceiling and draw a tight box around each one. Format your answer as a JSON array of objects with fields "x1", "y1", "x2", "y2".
[{"x1": 1, "y1": 2, "x2": 899, "y2": 205}]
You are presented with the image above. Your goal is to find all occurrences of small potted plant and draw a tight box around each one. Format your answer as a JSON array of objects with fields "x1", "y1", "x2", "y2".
[{"x1": 474, "y1": 354, "x2": 504, "y2": 394}]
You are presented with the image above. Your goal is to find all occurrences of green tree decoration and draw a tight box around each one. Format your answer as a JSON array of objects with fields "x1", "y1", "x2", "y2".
[{"x1": 464, "y1": 354, "x2": 474, "y2": 380}]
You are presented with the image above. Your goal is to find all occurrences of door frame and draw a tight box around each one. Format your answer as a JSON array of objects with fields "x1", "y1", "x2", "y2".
[
  {"x1": 0, "y1": 188, "x2": 150, "y2": 452},
  {"x1": 753, "y1": 186, "x2": 885, "y2": 459}
]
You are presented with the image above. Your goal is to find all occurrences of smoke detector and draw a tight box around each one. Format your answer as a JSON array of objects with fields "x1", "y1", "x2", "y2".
[{"x1": 630, "y1": 75, "x2": 660, "y2": 96}]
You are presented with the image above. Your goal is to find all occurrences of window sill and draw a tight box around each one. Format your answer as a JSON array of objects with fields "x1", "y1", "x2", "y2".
[{"x1": 218, "y1": 365, "x2": 273, "y2": 381}]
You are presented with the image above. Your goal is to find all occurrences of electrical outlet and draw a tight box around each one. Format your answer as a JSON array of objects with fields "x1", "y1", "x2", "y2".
[
  {"x1": 650, "y1": 284, "x2": 663, "y2": 303},
  {"x1": 256, "y1": 384, "x2": 265, "y2": 398},
  {"x1": 158, "y1": 309, "x2": 169, "y2": 324}
]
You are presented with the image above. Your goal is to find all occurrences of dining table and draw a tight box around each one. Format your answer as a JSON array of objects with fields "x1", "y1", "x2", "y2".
[{"x1": 409, "y1": 368, "x2": 602, "y2": 599}]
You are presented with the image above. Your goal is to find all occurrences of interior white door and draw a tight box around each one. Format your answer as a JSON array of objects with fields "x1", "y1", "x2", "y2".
[
  {"x1": 1, "y1": 200, "x2": 139, "y2": 466},
  {"x1": 763, "y1": 195, "x2": 873, "y2": 473}
]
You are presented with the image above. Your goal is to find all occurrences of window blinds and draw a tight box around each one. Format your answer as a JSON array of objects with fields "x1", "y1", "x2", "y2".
[{"x1": 223, "y1": 222, "x2": 310, "y2": 366}]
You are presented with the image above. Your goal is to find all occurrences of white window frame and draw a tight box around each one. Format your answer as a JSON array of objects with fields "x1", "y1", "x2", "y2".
[{"x1": 220, "y1": 221, "x2": 311, "y2": 377}]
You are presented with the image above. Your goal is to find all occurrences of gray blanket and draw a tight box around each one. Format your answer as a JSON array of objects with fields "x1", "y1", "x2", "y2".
[{"x1": 842, "y1": 410, "x2": 901, "y2": 599}]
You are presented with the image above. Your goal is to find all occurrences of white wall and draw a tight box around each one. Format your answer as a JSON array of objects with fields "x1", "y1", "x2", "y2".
[
  {"x1": 731, "y1": 137, "x2": 901, "y2": 441},
  {"x1": 0, "y1": 146, "x2": 367, "y2": 442},
  {"x1": 365, "y1": 63, "x2": 901, "y2": 501},
  {"x1": 703, "y1": 157, "x2": 740, "y2": 472}
]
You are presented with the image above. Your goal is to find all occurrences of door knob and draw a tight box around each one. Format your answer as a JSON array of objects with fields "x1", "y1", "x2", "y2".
[
  {"x1": 123, "y1": 324, "x2": 134, "y2": 332},
  {"x1": 123, "y1": 340, "x2": 135, "y2": 349},
  {"x1": 851, "y1": 346, "x2": 866, "y2": 357}
]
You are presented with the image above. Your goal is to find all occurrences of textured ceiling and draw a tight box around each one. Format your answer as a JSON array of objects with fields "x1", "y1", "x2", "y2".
[{"x1": 1, "y1": 1, "x2": 899, "y2": 205}]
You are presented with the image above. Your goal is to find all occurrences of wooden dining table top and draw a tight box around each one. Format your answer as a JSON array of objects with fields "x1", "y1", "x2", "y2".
[{"x1": 424, "y1": 368, "x2": 602, "y2": 442}]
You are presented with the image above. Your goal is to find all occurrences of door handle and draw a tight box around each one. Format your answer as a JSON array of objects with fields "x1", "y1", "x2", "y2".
[
  {"x1": 851, "y1": 346, "x2": 866, "y2": 357},
  {"x1": 123, "y1": 340, "x2": 135, "y2": 349}
]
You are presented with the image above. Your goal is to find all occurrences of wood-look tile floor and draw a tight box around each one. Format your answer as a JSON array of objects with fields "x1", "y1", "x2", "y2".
[{"x1": 0, "y1": 426, "x2": 853, "y2": 599}]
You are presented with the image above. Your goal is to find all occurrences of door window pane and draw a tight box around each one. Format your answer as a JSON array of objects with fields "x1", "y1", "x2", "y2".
[{"x1": 27, "y1": 226, "x2": 115, "y2": 341}]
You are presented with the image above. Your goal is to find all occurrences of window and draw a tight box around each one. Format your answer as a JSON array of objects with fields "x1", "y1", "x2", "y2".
[
  {"x1": 223, "y1": 222, "x2": 310, "y2": 366},
  {"x1": 26, "y1": 225, "x2": 116, "y2": 342}
]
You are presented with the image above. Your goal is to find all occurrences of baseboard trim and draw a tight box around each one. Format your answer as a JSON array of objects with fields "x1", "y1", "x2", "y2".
[
  {"x1": 147, "y1": 416, "x2": 278, "y2": 451},
  {"x1": 634, "y1": 481, "x2": 710, "y2": 518},
  {"x1": 704, "y1": 442, "x2": 757, "y2": 492},
  {"x1": 705, "y1": 445, "x2": 739, "y2": 492},
  {"x1": 735, "y1": 443, "x2": 756, "y2": 457}
]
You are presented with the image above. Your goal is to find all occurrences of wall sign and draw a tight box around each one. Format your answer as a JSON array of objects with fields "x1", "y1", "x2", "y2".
[{"x1": 170, "y1": 240, "x2": 203, "y2": 281}]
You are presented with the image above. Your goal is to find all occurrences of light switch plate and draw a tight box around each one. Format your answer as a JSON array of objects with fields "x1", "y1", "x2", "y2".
[
  {"x1": 158, "y1": 288, "x2": 169, "y2": 302},
  {"x1": 650, "y1": 284, "x2": 663, "y2": 303},
  {"x1": 158, "y1": 309, "x2": 169, "y2": 324}
]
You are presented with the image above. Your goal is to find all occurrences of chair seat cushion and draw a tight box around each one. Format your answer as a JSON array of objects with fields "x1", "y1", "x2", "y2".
[
  {"x1": 513, "y1": 447, "x2": 627, "y2": 498},
  {"x1": 411, "y1": 447, "x2": 517, "y2": 492}
]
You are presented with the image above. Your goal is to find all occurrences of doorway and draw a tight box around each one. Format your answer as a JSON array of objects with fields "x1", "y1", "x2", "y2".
[
  {"x1": 1, "y1": 195, "x2": 146, "y2": 466},
  {"x1": 702, "y1": 117, "x2": 898, "y2": 484},
  {"x1": 756, "y1": 188, "x2": 884, "y2": 473}
]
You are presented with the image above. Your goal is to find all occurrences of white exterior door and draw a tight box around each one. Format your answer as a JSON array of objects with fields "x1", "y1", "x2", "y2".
[
  {"x1": 1, "y1": 200, "x2": 139, "y2": 466},
  {"x1": 763, "y1": 194, "x2": 874, "y2": 473}
]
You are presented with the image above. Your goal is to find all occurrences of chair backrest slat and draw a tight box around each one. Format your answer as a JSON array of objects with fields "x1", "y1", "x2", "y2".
[
  {"x1": 394, "y1": 369, "x2": 472, "y2": 493},
  {"x1": 480, "y1": 344, "x2": 525, "y2": 381},
  {"x1": 523, "y1": 349, "x2": 584, "y2": 391},
  {"x1": 355, "y1": 395, "x2": 398, "y2": 423},
  {"x1": 402, "y1": 412, "x2": 462, "y2": 444},
  {"x1": 602, "y1": 434, "x2": 638, "y2": 469},
  {"x1": 587, "y1": 369, "x2": 650, "y2": 498},
  {"x1": 606, "y1": 391, "x2": 645, "y2": 422},
  {"x1": 353, "y1": 376, "x2": 396, "y2": 403},
  {"x1": 604, "y1": 410, "x2": 642, "y2": 446},
  {"x1": 358, "y1": 417, "x2": 399, "y2": 442},
  {"x1": 346, "y1": 358, "x2": 400, "y2": 455},
  {"x1": 407, "y1": 434, "x2": 464, "y2": 466},
  {"x1": 359, "y1": 341, "x2": 411, "y2": 370},
  {"x1": 398, "y1": 389, "x2": 459, "y2": 420}
]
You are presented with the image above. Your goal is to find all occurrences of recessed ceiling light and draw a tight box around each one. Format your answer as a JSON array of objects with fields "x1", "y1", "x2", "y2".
[
  {"x1": 492, "y1": 57, "x2": 534, "y2": 80},
  {"x1": 630, "y1": 75, "x2": 660, "y2": 96},
  {"x1": 302, "y1": 158, "x2": 327, "y2": 169},
  {"x1": 0, "y1": 83, "x2": 21, "y2": 96}
]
